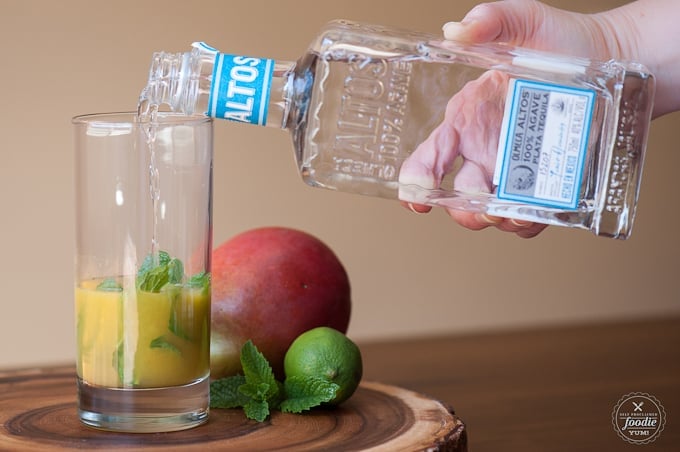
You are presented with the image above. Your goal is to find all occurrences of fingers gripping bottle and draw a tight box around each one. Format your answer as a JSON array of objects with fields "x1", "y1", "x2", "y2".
[{"x1": 140, "y1": 20, "x2": 655, "y2": 239}]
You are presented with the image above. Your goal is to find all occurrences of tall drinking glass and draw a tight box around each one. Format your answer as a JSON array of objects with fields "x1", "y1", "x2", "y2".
[{"x1": 73, "y1": 112, "x2": 213, "y2": 432}]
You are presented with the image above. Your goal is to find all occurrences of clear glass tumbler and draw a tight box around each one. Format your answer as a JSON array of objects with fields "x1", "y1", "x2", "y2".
[{"x1": 73, "y1": 112, "x2": 213, "y2": 432}]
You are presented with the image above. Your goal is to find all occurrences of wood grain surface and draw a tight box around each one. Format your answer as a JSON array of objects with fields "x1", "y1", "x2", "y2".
[
  {"x1": 0, "y1": 367, "x2": 466, "y2": 451},
  {"x1": 360, "y1": 317, "x2": 680, "y2": 452}
]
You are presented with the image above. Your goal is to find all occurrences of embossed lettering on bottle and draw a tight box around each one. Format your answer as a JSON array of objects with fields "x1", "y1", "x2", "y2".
[{"x1": 332, "y1": 60, "x2": 412, "y2": 183}]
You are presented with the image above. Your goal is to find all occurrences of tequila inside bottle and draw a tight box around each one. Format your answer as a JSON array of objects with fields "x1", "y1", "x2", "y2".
[{"x1": 140, "y1": 20, "x2": 655, "y2": 239}]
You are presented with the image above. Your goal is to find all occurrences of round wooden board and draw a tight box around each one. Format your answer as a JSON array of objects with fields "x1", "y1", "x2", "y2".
[{"x1": 0, "y1": 366, "x2": 466, "y2": 451}]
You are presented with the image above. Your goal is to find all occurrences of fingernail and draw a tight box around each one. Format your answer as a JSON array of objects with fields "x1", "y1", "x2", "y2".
[
  {"x1": 478, "y1": 214, "x2": 502, "y2": 225},
  {"x1": 510, "y1": 219, "x2": 531, "y2": 228},
  {"x1": 442, "y1": 21, "x2": 466, "y2": 39},
  {"x1": 442, "y1": 21, "x2": 461, "y2": 31},
  {"x1": 407, "y1": 202, "x2": 423, "y2": 214}
]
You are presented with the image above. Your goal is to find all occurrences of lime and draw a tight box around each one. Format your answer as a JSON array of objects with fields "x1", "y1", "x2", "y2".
[{"x1": 284, "y1": 327, "x2": 363, "y2": 405}]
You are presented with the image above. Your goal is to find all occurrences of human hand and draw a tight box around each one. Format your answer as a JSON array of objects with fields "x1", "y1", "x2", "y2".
[
  {"x1": 401, "y1": 0, "x2": 629, "y2": 238},
  {"x1": 398, "y1": 69, "x2": 549, "y2": 239},
  {"x1": 442, "y1": 0, "x2": 619, "y2": 59},
  {"x1": 401, "y1": 0, "x2": 679, "y2": 238},
  {"x1": 442, "y1": 0, "x2": 606, "y2": 237},
  {"x1": 444, "y1": 0, "x2": 680, "y2": 118}
]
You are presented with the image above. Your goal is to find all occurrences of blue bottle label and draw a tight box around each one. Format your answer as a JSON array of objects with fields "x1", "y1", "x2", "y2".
[
  {"x1": 209, "y1": 53, "x2": 274, "y2": 125},
  {"x1": 493, "y1": 79, "x2": 596, "y2": 209}
]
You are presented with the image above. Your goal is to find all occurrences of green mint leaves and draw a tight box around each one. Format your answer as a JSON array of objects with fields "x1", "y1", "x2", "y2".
[
  {"x1": 137, "y1": 250, "x2": 184, "y2": 292},
  {"x1": 210, "y1": 341, "x2": 339, "y2": 422},
  {"x1": 209, "y1": 341, "x2": 280, "y2": 422},
  {"x1": 96, "y1": 278, "x2": 123, "y2": 292},
  {"x1": 134, "y1": 250, "x2": 209, "y2": 294},
  {"x1": 210, "y1": 375, "x2": 249, "y2": 409},
  {"x1": 149, "y1": 336, "x2": 181, "y2": 355},
  {"x1": 102, "y1": 250, "x2": 210, "y2": 387},
  {"x1": 188, "y1": 271, "x2": 210, "y2": 291},
  {"x1": 280, "y1": 376, "x2": 339, "y2": 413},
  {"x1": 94, "y1": 251, "x2": 211, "y2": 295}
]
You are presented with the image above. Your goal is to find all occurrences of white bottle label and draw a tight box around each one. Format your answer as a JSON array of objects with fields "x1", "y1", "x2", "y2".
[
  {"x1": 208, "y1": 54, "x2": 274, "y2": 125},
  {"x1": 493, "y1": 79, "x2": 595, "y2": 209}
]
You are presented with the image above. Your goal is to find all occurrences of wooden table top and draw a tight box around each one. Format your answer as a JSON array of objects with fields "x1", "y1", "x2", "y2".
[
  {"x1": 1, "y1": 316, "x2": 677, "y2": 451},
  {"x1": 360, "y1": 316, "x2": 680, "y2": 451}
]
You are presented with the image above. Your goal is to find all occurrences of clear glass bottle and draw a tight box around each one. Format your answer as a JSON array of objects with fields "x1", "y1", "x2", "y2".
[{"x1": 139, "y1": 20, "x2": 655, "y2": 239}]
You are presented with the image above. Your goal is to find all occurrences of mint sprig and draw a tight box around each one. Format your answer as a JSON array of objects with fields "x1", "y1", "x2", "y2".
[
  {"x1": 209, "y1": 340, "x2": 339, "y2": 422},
  {"x1": 137, "y1": 250, "x2": 183, "y2": 292},
  {"x1": 240, "y1": 341, "x2": 279, "y2": 421},
  {"x1": 138, "y1": 250, "x2": 171, "y2": 279},
  {"x1": 280, "y1": 376, "x2": 339, "y2": 413},
  {"x1": 136, "y1": 250, "x2": 209, "y2": 294},
  {"x1": 211, "y1": 375, "x2": 248, "y2": 409}
]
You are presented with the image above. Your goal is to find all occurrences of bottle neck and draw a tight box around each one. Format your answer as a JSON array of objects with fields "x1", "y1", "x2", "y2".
[
  {"x1": 263, "y1": 60, "x2": 297, "y2": 130},
  {"x1": 198, "y1": 52, "x2": 299, "y2": 129},
  {"x1": 141, "y1": 48, "x2": 212, "y2": 117},
  {"x1": 141, "y1": 48, "x2": 307, "y2": 132}
]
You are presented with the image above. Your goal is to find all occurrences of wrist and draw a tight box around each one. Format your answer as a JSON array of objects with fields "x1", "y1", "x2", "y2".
[{"x1": 595, "y1": 0, "x2": 680, "y2": 118}]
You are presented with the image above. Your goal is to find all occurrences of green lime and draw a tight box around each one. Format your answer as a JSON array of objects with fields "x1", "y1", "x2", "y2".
[{"x1": 284, "y1": 327, "x2": 363, "y2": 405}]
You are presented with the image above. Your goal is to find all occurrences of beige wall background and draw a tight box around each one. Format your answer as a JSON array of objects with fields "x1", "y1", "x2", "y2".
[{"x1": 1, "y1": 0, "x2": 678, "y2": 368}]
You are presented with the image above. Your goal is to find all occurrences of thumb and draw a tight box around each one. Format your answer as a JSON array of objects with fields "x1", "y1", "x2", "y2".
[{"x1": 443, "y1": 0, "x2": 547, "y2": 46}]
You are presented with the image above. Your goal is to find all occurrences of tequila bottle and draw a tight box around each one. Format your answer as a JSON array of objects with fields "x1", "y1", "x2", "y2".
[{"x1": 140, "y1": 20, "x2": 655, "y2": 239}]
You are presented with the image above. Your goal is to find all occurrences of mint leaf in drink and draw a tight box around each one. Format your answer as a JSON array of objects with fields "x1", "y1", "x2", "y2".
[
  {"x1": 210, "y1": 375, "x2": 248, "y2": 408},
  {"x1": 150, "y1": 336, "x2": 181, "y2": 355},
  {"x1": 168, "y1": 258, "x2": 184, "y2": 284},
  {"x1": 138, "y1": 250, "x2": 171, "y2": 279},
  {"x1": 188, "y1": 271, "x2": 210, "y2": 292},
  {"x1": 167, "y1": 293, "x2": 191, "y2": 341},
  {"x1": 137, "y1": 251, "x2": 186, "y2": 292},
  {"x1": 138, "y1": 264, "x2": 170, "y2": 292},
  {"x1": 280, "y1": 375, "x2": 339, "y2": 413},
  {"x1": 113, "y1": 340, "x2": 125, "y2": 385},
  {"x1": 96, "y1": 278, "x2": 123, "y2": 292},
  {"x1": 112, "y1": 340, "x2": 140, "y2": 386}
]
